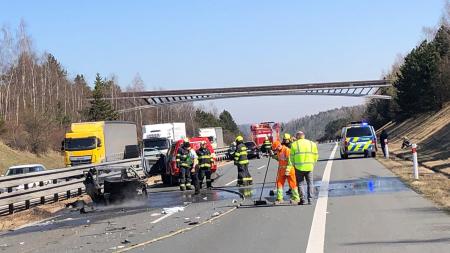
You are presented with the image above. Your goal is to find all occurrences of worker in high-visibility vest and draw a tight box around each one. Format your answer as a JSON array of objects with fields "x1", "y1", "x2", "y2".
[
  {"x1": 234, "y1": 136, "x2": 253, "y2": 186},
  {"x1": 176, "y1": 138, "x2": 197, "y2": 191},
  {"x1": 272, "y1": 140, "x2": 300, "y2": 204},
  {"x1": 289, "y1": 131, "x2": 319, "y2": 205},
  {"x1": 196, "y1": 141, "x2": 214, "y2": 190}
]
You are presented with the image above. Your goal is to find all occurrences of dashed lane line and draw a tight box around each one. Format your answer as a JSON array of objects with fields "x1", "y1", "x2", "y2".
[
  {"x1": 225, "y1": 179, "x2": 237, "y2": 186},
  {"x1": 306, "y1": 143, "x2": 338, "y2": 253}
]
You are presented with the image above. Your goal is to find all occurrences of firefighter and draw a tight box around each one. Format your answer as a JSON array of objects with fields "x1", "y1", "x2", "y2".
[
  {"x1": 234, "y1": 136, "x2": 253, "y2": 186},
  {"x1": 289, "y1": 131, "x2": 318, "y2": 205},
  {"x1": 272, "y1": 140, "x2": 300, "y2": 204},
  {"x1": 196, "y1": 141, "x2": 214, "y2": 189},
  {"x1": 281, "y1": 133, "x2": 292, "y2": 148},
  {"x1": 176, "y1": 138, "x2": 196, "y2": 191},
  {"x1": 263, "y1": 136, "x2": 272, "y2": 156}
]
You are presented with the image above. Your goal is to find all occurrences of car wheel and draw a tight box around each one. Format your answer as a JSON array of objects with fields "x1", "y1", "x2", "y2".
[{"x1": 342, "y1": 153, "x2": 348, "y2": 159}]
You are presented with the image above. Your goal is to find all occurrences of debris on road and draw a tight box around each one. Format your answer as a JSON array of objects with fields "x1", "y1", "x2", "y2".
[
  {"x1": 121, "y1": 239, "x2": 131, "y2": 244},
  {"x1": 188, "y1": 221, "x2": 199, "y2": 225},
  {"x1": 162, "y1": 206, "x2": 185, "y2": 214},
  {"x1": 211, "y1": 211, "x2": 221, "y2": 217},
  {"x1": 150, "y1": 213, "x2": 161, "y2": 217},
  {"x1": 19, "y1": 242, "x2": 24, "y2": 245}
]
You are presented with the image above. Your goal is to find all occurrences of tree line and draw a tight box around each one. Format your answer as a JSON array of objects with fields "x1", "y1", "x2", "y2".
[
  {"x1": 0, "y1": 21, "x2": 239, "y2": 155},
  {"x1": 366, "y1": 17, "x2": 450, "y2": 129}
]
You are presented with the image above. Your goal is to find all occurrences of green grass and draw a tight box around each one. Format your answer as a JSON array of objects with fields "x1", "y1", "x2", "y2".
[{"x1": 0, "y1": 142, "x2": 64, "y2": 175}]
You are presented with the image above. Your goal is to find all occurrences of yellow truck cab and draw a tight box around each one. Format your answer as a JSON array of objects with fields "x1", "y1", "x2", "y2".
[{"x1": 63, "y1": 121, "x2": 138, "y2": 167}]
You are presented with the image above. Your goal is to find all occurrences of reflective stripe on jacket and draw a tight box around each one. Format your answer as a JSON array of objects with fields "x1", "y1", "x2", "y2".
[
  {"x1": 263, "y1": 140, "x2": 271, "y2": 149},
  {"x1": 289, "y1": 139, "x2": 318, "y2": 171},
  {"x1": 176, "y1": 147, "x2": 192, "y2": 169},
  {"x1": 197, "y1": 148, "x2": 213, "y2": 169},
  {"x1": 234, "y1": 143, "x2": 249, "y2": 165}
]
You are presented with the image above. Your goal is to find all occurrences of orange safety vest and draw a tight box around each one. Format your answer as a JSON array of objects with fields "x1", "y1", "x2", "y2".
[{"x1": 276, "y1": 145, "x2": 291, "y2": 170}]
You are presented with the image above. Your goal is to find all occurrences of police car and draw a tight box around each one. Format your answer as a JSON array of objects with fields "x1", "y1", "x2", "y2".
[{"x1": 339, "y1": 121, "x2": 377, "y2": 159}]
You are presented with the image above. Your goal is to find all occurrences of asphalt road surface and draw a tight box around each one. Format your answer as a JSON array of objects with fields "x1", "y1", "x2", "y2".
[{"x1": 0, "y1": 143, "x2": 449, "y2": 253}]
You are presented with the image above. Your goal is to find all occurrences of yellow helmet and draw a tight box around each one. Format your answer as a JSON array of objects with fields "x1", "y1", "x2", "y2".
[
  {"x1": 283, "y1": 133, "x2": 291, "y2": 140},
  {"x1": 235, "y1": 136, "x2": 244, "y2": 142}
]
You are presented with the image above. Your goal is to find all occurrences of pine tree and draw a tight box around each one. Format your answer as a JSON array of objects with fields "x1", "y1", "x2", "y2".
[
  {"x1": 84, "y1": 73, "x2": 118, "y2": 121},
  {"x1": 394, "y1": 41, "x2": 440, "y2": 116},
  {"x1": 219, "y1": 110, "x2": 239, "y2": 133}
]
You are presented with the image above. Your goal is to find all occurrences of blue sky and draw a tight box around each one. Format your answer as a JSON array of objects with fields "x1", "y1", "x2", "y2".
[{"x1": 1, "y1": 0, "x2": 446, "y2": 123}]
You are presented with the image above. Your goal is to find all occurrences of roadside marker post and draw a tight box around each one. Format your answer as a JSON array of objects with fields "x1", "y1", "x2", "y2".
[
  {"x1": 412, "y1": 143, "x2": 419, "y2": 180},
  {"x1": 384, "y1": 139, "x2": 389, "y2": 159}
]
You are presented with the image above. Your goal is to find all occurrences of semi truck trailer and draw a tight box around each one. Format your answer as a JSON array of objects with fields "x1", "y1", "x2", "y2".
[{"x1": 63, "y1": 121, "x2": 139, "y2": 167}]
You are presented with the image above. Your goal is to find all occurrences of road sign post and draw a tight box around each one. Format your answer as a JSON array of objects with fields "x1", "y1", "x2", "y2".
[
  {"x1": 384, "y1": 139, "x2": 389, "y2": 159},
  {"x1": 412, "y1": 144, "x2": 419, "y2": 180}
]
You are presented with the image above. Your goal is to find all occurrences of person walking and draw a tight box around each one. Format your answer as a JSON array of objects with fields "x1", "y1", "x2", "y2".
[
  {"x1": 289, "y1": 131, "x2": 319, "y2": 205},
  {"x1": 234, "y1": 136, "x2": 253, "y2": 186},
  {"x1": 196, "y1": 141, "x2": 214, "y2": 190},
  {"x1": 272, "y1": 140, "x2": 300, "y2": 204},
  {"x1": 380, "y1": 130, "x2": 389, "y2": 157}
]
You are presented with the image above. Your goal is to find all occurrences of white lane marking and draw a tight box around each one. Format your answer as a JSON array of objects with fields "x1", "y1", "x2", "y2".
[
  {"x1": 256, "y1": 165, "x2": 265, "y2": 170},
  {"x1": 306, "y1": 143, "x2": 338, "y2": 253},
  {"x1": 225, "y1": 179, "x2": 237, "y2": 186},
  {"x1": 151, "y1": 212, "x2": 175, "y2": 224}
]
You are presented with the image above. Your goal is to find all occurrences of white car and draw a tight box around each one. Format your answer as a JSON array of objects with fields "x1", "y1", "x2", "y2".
[{"x1": 1, "y1": 164, "x2": 50, "y2": 192}]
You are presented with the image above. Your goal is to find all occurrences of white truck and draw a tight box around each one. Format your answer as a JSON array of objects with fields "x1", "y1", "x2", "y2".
[
  {"x1": 142, "y1": 123, "x2": 186, "y2": 156},
  {"x1": 198, "y1": 127, "x2": 224, "y2": 149}
]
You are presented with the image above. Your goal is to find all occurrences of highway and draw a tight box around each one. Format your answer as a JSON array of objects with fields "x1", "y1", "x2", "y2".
[{"x1": 0, "y1": 143, "x2": 449, "y2": 252}]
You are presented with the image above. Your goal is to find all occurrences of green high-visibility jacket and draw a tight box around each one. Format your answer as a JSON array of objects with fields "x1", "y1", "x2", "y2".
[{"x1": 289, "y1": 139, "x2": 318, "y2": 171}]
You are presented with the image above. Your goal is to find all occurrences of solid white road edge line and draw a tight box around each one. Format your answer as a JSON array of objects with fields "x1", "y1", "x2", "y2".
[
  {"x1": 306, "y1": 143, "x2": 338, "y2": 253},
  {"x1": 151, "y1": 212, "x2": 175, "y2": 224},
  {"x1": 225, "y1": 179, "x2": 237, "y2": 186}
]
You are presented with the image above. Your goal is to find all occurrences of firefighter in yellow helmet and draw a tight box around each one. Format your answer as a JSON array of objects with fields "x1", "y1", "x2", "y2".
[
  {"x1": 282, "y1": 133, "x2": 292, "y2": 148},
  {"x1": 289, "y1": 131, "x2": 318, "y2": 205},
  {"x1": 234, "y1": 135, "x2": 253, "y2": 186},
  {"x1": 263, "y1": 136, "x2": 272, "y2": 156},
  {"x1": 195, "y1": 141, "x2": 214, "y2": 190}
]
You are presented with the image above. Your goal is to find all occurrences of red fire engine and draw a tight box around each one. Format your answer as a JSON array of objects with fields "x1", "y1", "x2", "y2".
[{"x1": 250, "y1": 122, "x2": 281, "y2": 148}]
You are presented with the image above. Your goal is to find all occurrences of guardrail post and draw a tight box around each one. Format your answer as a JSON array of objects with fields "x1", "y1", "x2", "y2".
[
  {"x1": 78, "y1": 188, "x2": 82, "y2": 195},
  {"x1": 24, "y1": 184, "x2": 28, "y2": 190},
  {"x1": 53, "y1": 179, "x2": 57, "y2": 184},
  {"x1": 40, "y1": 196, "x2": 45, "y2": 205},
  {"x1": 25, "y1": 200, "x2": 30, "y2": 209},
  {"x1": 8, "y1": 203, "x2": 13, "y2": 214},
  {"x1": 66, "y1": 190, "x2": 71, "y2": 199},
  {"x1": 412, "y1": 144, "x2": 419, "y2": 180},
  {"x1": 39, "y1": 181, "x2": 44, "y2": 187},
  {"x1": 7, "y1": 187, "x2": 12, "y2": 193},
  {"x1": 384, "y1": 139, "x2": 389, "y2": 159},
  {"x1": 53, "y1": 193, "x2": 59, "y2": 202}
]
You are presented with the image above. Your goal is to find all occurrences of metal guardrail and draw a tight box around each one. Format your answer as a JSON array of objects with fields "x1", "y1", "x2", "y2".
[
  {"x1": 0, "y1": 157, "x2": 158, "y2": 215},
  {"x1": 0, "y1": 146, "x2": 230, "y2": 216}
]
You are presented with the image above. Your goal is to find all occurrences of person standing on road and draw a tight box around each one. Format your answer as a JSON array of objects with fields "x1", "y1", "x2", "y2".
[
  {"x1": 195, "y1": 141, "x2": 214, "y2": 190},
  {"x1": 380, "y1": 130, "x2": 389, "y2": 157},
  {"x1": 272, "y1": 140, "x2": 300, "y2": 204},
  {"x1": 234, "y1": 136, "x2": 253, "y2": 186},
  {"x1": 289, "y1": 131, "x2": 319, "y2": 205},
  {"x1": 263, "y1": 136, "x2": 272, "y2": 156},
  {"x1": 176, "y1": 138, "x2": 196, "y2": 191}
]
